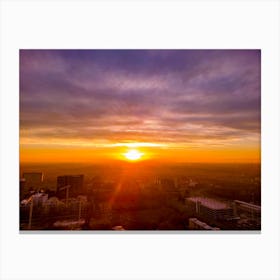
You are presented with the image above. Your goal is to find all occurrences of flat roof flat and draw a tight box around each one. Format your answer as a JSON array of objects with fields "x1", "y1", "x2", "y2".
[{"x1": 187, "y1": 197, "x2": 230, "y2": 210}]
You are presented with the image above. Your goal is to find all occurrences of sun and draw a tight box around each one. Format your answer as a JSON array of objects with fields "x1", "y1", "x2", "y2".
[{"x1": 124, "y1": 149, "x2": 143, "y2": 161}]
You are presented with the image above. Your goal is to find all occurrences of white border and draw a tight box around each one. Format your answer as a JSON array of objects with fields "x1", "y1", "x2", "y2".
[{"x1": 1, "y1": 1, "x2": 280, "y2": 280}]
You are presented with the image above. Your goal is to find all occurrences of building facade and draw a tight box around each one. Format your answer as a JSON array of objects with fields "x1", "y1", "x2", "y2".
[
  {"x1": 21, "y1": 172, "x2": 44, "y2": 196},
  {"x1": 189, "y1": 218, "x2": 220, "y2": 230},
  {"x1": 186, "y1": 197, "x2": 233, "y2": 221},
  {"x1": 57, "y1": 175, "x2": 84, "y2": 198}
]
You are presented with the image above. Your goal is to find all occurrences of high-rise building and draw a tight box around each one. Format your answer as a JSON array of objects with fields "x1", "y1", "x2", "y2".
[
  {"x1": 186, "y1": 197, "x2": 233, "y2": 220},
  {"x1": 22, "y1": 172, "x2": 44, "y2": 191},
  {"x1": 232, "y1": 200, "x2": 261, "y2": 219},
  {"x1": 57, "y1": 175, "x2": 84, "y2": 198},
  {"x1": 20, "y1": 178, "x2": 26, "y2": 200}
]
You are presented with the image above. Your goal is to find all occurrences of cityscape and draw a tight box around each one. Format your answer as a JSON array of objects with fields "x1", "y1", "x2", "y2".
[
  {"x1": 20, "y1": 50, "x2": 261, "y2": 231},
  {"x1": 20, "y1": 163, "x2": 261, "y2": 230}
]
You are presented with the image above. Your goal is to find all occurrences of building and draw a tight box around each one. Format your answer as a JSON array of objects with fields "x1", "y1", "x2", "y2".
[
  {"x1": 57, "y1": 175, "x2": 84, "y2": 198},
  {"x1": 22, "y1": 172, "x2": 43, "y2": 188},
  {"x1": 22, "y1": 172, "x2": 44, "y2": 194},
  {"x1": 189, "y1": 218, "x2": 220, "y2": 230},
  {"x1": 233, "y1": 200, "x2": 261, "y2": 219},
  {"x1": 20, "y1": 178, "x2": 26, "y2": 200},
  {"x1": 42, "y1": 197, "x2": 66, "y2": 214},
  {"x1": 186, "y1": 197, "x2": 233, "y2": 221},
  {"x1": 32, "y1": 192, "x2": 48, "y2": 207},
  {"x1": 20, "y1": 192, "x2": 48, "y2": 207}
]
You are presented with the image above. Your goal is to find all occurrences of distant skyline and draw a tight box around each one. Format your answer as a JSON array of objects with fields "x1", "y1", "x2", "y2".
[{"x1": 20, "y1": 50, "x2": 261, "y2": 163}]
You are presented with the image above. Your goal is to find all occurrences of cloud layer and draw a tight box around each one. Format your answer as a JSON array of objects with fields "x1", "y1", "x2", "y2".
[{"x1": 20, "y1": 50, "x2": 261, "y2": 149}]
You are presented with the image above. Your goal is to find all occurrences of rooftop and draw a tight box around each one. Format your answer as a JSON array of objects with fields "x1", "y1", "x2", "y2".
[{"x1": 187, "y1": 197, "x2": 230, "y2": 210}]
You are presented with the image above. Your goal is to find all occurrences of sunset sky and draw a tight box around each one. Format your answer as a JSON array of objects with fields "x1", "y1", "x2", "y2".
[{"x1": 20, "y1": 50, "x2": 261, "y2": 163}]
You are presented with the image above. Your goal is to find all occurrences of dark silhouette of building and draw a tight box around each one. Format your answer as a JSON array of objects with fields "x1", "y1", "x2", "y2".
[
  {"x1": 20, "y1": 178, "x2": 26, "y2": 200},
  {"x1": 57, "y1": 175, "x2": 84, "y2": 198},
  {"x1": 21, "y1": 172, "x2": 44, "y2": 197}
]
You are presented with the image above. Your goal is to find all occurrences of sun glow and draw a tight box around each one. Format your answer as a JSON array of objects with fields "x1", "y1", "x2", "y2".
[{"x1": 124, "y1": 149, "x2": 143, "y2": 161}]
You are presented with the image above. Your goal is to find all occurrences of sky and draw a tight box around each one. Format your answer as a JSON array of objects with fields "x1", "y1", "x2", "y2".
[{"x1": 20, "y1": 50, "x2": 261, "y2": 163}]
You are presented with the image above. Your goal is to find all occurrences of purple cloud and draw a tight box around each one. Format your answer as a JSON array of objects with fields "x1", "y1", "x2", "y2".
[{"x1": 20, "y1": 50, "x2": 261, "y2": 146}]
